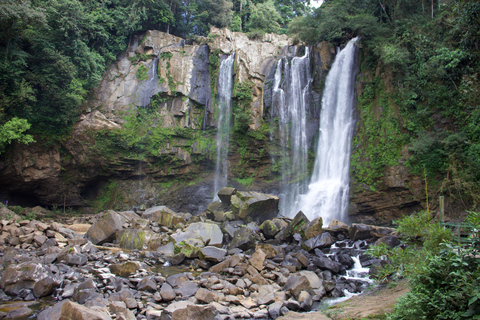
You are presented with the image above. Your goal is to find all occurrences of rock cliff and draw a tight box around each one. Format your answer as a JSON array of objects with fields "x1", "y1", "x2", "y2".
[{"x1": 0, "y1": 29, "x2": 427, "y2": 225}]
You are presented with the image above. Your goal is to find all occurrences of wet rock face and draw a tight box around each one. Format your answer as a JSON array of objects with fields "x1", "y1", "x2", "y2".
[{"x1": 350, "y1": 164, "x2": 425, "y2": 225}]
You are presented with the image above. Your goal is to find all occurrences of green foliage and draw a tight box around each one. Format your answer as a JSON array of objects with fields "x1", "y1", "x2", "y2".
[
  {"x1": 367, "y1": 211, "x2": 453, "y2": 281},
  {"x1": 129, "y1": 53, "x2": 151, "y2": 64},
  {"x1": 388, "y1": 241, "x2": 480, "y2": 319},
  {"x1": 209, "y1": 49, "x2": 223, "y2": 95},
  {"x1": 233, "y1": 81, "x2": 253, "y2": 134},
  {"x1": 92, "y1": 180, "x2": 122, "y2": 212},
  {"x1": 0, "y1": 117, "x2": 35, "y2": 153},
  {"x1": 136, "y1": 64, "x2": 149, "y2": 81},
  {"x1": 245, "y1": 0, "x2": 283, "y2": 34},
  {"x1": 350, "y1": 78, "x2": 406, "y2": 188},
  {"x1": 235, "y1": 175, "x2": 255, "y2": 186}
]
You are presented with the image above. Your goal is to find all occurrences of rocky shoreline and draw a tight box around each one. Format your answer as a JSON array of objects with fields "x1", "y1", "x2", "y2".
[{"x1": 0, "y1": 188, "x2": 399, "y2": 319}]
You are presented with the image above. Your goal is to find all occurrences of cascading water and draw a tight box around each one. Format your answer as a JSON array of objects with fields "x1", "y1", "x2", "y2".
[
  {"x1": 296, "y1": 37, "x2": 359, "y2": 225},
  {"x1": 138, "y1": 57, "x2": 160, "y2": 107},
  {"x1": 213, "y1": 53, "x2": 235, "y2": 198},
  {"x1": 272, "y1": 49, "x2": 311, "y2": 216}
]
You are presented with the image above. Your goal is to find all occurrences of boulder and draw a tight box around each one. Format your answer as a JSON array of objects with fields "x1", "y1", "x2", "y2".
[
  {"x1": 65, "y1": 253, "x2": 88, "y2": 266},
  {"x1": 33, "y1": 276, "x2": 62, "y2": 298},
  {"x1": 157, "y1": 242, "x2": 175, "y2": 257},
  {"x1": 302, "y1": 232, "x2": 334, "y2": 251},
  {"x1": 375, "y1": 235, "x2": 401, "y2": 247},
  {"x1": 199, "y1": 246, "x2": 227, "y2": 263},
  {"x1": 255, "y1": 243, "x2": 284, "y2": 259},
  {"x1": 59, "y1": 300, "x2": 111, "y2": 320},
  {"x1": 0, "y1": 207, "x2": 16, "y2": 220},
  {"x1": 205, "y1": 201, "x2": 230, "y2": 222},
  {"x1": 230, "y1": 191, "x2": 279, "y2": 223},
  {"x1": 137, "y1": 277, "x2": 157, "y2": 292},
  {"x1": 174, "y1": 281, "x2": 198, "y2": 298},
  {"x1": 178, "y1": 238, "x2": 204, "y2": 258},
  {"x1": 142, "y1": 206, "x2": 187, "y2": 229},
  {"x1": 0, "y1": 262, "x2": 50, "y2": 296},
  {"x1": 195, "y1": 288, "x2": 217, "y2": 304},
  {"x1": 259, "y1": 220, "x2": 280, "y2": 239},
  {"x1": 109, "y1": 261, "x2": 143, "y2": 278},
  {"x1": 37, "y1": 299, "x2": 69, "y2": 320},
  {"x1": 276, "y1": 211, "x2": 310, "y2": 241},
  {"x1": 305, "y1": 217, "x2": 323, "y2": 239},
  {"x1": 283, "y1": 275, "x2": 313, "y2": 300},
  {"x1": 228, "y1": 227, "x2": 260, "y2": 251},
  {"x1": 117, "y1": 229, "x2": 156, "y2": 250},
  {"x1": 298, "y1": 291, "x2": 313, "y2": 311},
  {"x1": 85, "y1": 210, "x2": 127, "y2": 245},
  {"x1": 160, "y1": 283, "x2": 176, "y2": 301},
  {"x1": 249, "y1": 248, "x2": 266, "y2": 271},
  {"x1": 312, "y1": 256, "x2": 343, "y2": 274},
  {"x1": 159, "y1": 301, "x2": 218, "y2": 320},
  {"x1": 171, "y1": 222, "x2": 223, "y2": 247},
  {"x1": 257, "y1": 285, "x2": 275, "y2": 305},
  {"x1": 349, "y1": 223, "x2": 395, "y2": 240},
  {"x1": 169, "y1": 253, "x2": 186, "y2": 266},
  {"x1": 217, "y1": 187, "x2": 237, "y2": 205}
]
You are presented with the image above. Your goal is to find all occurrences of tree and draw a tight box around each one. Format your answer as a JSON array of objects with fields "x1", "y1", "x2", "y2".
[
  {"x1": 0, "y1": 117, "x2": 35, "y2": 153},
  {"x1": 245, "y1": 0, "x2": 283, "y2": 33}
]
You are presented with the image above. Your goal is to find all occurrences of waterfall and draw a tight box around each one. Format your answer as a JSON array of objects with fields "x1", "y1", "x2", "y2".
[
  {"x1": 138, "y1": 57, "x2": 160, "y2": 107},
  {"x1": 213, "y1": 53, "x2": 235, "y2": 198},
  {"x1": 296, "y1": 37, "x2": 358, "y2": 225},
  {"x1": 273, "y1": 48, "x2": 311, "y2": 217}
]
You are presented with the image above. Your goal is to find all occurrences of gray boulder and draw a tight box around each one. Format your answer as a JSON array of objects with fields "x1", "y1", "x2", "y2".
[
  {"x1": 159, "y1": 301, "x2": 218, "y2": 320},
  {"x1": 199, "y1": 246, "x2": 227, "y2": 263},
  {"x1": 313, "y1": 256, "x2": 343, "y2": 274},
  {"x1": 230, "y1": 191, "x2": 279, "y2": 223},
  {"x1": 0, "y1": 262, "x2": 50, "y2": 296},
  {"x1": 142, "y1": 206, "x2": 186, "y2": 229},
  {"x1": 85, "y1": 210, "x2": 127, "y2": 245},
  {"x1": 59, "y1": 300, "x2": 111, "y2": 320},
  {"x1": 171, "y1": 222, "x2": 223, "y2": 247},
  {"x1": 228, "y1": 227, "x2": 260, "y2": 251},
  {"x1": 217, "y1": 187, "x2": 237, "y2": 205},
  {"x1": 302, "y1": 232, "x2": 334, "y2": 251}
]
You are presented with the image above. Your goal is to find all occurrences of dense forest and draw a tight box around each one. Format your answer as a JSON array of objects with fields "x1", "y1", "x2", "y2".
[{"x1": 1, "y1": 0, "x2": 480, "y2": 209}]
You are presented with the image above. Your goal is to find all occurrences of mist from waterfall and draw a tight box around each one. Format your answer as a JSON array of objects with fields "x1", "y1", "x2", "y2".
[
  {"x1": 213, "y1": 53, "x2": 235, "y2": 198},
  {"x1": 272, "y1": 48, "x2": 311, "y2": 217},
  {"x1": 296, "y1": 37, "x2": 359, "y2": 225}
]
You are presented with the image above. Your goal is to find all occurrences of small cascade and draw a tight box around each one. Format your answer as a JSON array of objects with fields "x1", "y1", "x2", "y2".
[
  {"x1": 345, "y1": 256, "x2": 372, "y2": 281},
  {"x1": 213, "y1": 53, "x2": 235, "y2": 198},
  {"x1": 138, "y1": 57, "x2": 160, "y2": 107},
  {"x1": 296, "y1": 37, "x2": 359, "y2": 225},
  {"x1": 272, "y1": 48, "x2": 312, "y2": 217}
]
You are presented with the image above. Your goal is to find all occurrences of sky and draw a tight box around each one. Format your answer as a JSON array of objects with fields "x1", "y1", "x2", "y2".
[{"x1": 310, "y1": 0, "x2": 324, "y2": 9}]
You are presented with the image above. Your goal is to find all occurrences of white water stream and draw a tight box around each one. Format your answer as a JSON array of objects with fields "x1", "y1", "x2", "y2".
[
  {"x1": 295, "y1": 38, "x2": 359, "y2": 225},
  {"x1": 273, "y1": 49, "x2": 311, "y2": 217},
  {"x1": 213, "y1": 54, "x2": 235, "y2": 198}
]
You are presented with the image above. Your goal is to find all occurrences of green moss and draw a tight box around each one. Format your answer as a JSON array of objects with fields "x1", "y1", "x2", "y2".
[
  {"x1": 128, "y1": 53, "x2": 151, "y2": 64},
  {"x1": 137, "y1": 64, "x2": 149, "y2": 81},
  {"x1": 92, "y1": 180, "x2": 122, "y2": 213},
  {"x1": 350, "y1": 77, "x2": 408, "y2": 189},
  {"x1": 209, "y1": 48, "x2": 223, "y2": 95}
]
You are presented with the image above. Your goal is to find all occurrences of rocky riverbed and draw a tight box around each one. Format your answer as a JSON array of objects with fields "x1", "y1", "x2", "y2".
[{"x1": 0, "y1": 188, "x2": 400, "y2": 319}]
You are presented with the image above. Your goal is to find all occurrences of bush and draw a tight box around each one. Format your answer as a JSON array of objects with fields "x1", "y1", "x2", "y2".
[
  {"x1": 367, "y1": 211, "x2": 453, "y2": 281},
  {"x1": 388, "y1": 244, "x2": 480, "y2": 319}
]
